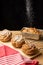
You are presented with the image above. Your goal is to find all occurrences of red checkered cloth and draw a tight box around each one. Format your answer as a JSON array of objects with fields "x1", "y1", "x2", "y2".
[{"x1": 0, "y1": 44, "x2": 39, "y2": 65}]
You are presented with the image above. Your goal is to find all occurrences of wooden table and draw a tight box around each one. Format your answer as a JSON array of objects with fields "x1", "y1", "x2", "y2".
[{"x1": 0, "y1": 31, "x2": 43, "y2": 65}]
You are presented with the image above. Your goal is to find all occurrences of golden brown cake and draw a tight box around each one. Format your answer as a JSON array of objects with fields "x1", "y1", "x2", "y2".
[
  {"x1": 0, "y1": 29, "x2": 12, "y2": 42},
  {"x1": 21, "y1": 43, "x2": 39, "y2": 55},
  {"x1": 21, "y1": 27, "x2": 41, "y2": 40},
  {"x1": 22, "y1": 27, "x2": 40, "y2": 34},
  {"x1": 11, "y1": 35, "x2": 25, "y2": 48},
  {"x1": 22, "y1": 28, "x2": 28, "y2": 32}
]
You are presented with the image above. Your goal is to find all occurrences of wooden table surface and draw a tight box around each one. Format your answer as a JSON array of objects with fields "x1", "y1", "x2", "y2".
[{"x1": 0, "y1": 30, "x2": 43, "y2": 65}]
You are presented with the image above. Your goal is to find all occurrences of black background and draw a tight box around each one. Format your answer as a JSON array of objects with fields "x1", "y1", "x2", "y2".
[
  {"x1": 33, "y1": 0, "x2": 43, "y2": 29},
  {"x1": 0, "y1": 0, "x2": 43, "y2": 30}
]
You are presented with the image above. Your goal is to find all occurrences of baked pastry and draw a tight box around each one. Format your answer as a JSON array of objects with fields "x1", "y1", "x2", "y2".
[
  {"x1": 22, "y1": 28, "x2": 28, "y2": 32},
  {"x1": 11, "y1": 35, "x2": 25, "y2": 48},
  {"x1": 22, "y1": 27, "x2": 40, "y2": 40},
  {"x1": 0, "y1": 29, "x2": 12, "y2": 42},
  {"x1": 21, "y1": 43, "x2": 39, "y2": 55},
  {"x1": 22, "y1": 27, "x2": 40, "y2": 34}
]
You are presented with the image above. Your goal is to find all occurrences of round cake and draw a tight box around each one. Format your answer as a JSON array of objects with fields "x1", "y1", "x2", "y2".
[
  {"x1": 11, "y1": 35, "x2": 25, "y2": 48},
  {"x1": 0, "y1": 29, "x2": 12, "y2": 42},
  {"x1": 21, "y1": 43, "x2": 39, "y2": 55}
]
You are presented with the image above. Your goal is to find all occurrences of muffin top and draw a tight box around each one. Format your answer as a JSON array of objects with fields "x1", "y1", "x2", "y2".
[
  {"x1": 21, "y1": 43, "x2": 39, "y2": 55},
  {"x1": 0, "y1": 29, "x2": 12, "y2": 39},
  {"x1": 0, "y1": 29, "x2": 11, "y2": 36},
  {"x1": 22, "y1": 27, "x2": 40, "y2": 34},
  {"x1": 22, "y1": 43, "x2": 36, "y2": 50},
  {"x1": 11, "y1": 35, "x2": 24, "y2": 43}
]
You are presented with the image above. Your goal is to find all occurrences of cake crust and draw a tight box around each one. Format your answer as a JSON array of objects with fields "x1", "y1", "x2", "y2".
[
  {"x1": 0, "y1": 29, "x2": 12, "y2": 42},
  {"x1": 21, "y1": 43, "x2": 39, "y2": 55},
  {"x1": 11, "y1": 35, "x2": 25, "y2": 48}
]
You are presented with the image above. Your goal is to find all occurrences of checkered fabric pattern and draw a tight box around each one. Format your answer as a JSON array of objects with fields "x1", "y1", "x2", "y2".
[
  {"x1": 0, "y1": 53, "x2": 25, "y2": 65},
  {"x1": 0, "y1": 44, "x2": 39, "y2": 65}
]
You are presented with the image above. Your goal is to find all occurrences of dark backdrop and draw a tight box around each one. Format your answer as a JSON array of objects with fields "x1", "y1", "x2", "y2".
[
  {"x1": 33, "y1": 0, "x2": 43, "y2": 29},
  {"x1": 0, "y1": 0, "x2": 43, "y2": 30}
]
